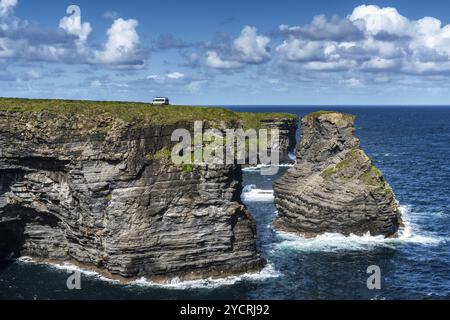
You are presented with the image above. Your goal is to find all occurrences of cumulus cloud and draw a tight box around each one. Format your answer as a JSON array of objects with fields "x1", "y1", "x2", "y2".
[
  {"x1": 276, "y1": 4, "x2": 450, "y2": 77},
  {"x1": 233, "y1": 26, "x2": 270, "y2": 63},
  {"x1": 205, "y1": 26, "x2": 270, "y2": 69},
  {"x1": 0, "y1": 2, "x2": 145, "y2": 69},
  {"x1": 349, "y1": 5, "x2": 411, "y2": 37},
  {"x1": 279, "y1": 14, "x2": 363, "y2": 41},
  {"x1": 94, "y1": 18, "x2": 144, "y2": 68},
  {"x1": 0, "y1": 0, "x2": 16, "y2": 18},
  {"x1": 0, "y1": 2, "x2": 81, "y2": 63},
  {"x1": 205, "y1": 50, "x2": 242, "y2": 69},
  {"x1": 276, "y1": 39, "x2": 329, "y2": 62}
]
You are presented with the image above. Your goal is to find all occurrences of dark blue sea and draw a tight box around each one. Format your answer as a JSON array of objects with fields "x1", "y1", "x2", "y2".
[{"x1": 1, "y1": 106, "x2": 449, "y2": 300}]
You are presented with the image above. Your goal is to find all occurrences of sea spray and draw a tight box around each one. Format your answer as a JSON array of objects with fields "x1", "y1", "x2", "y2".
[
  {"x1": 129, "y1": 263, "x2": 281, "y2": 290},
  {"x1": 16, "y1": 257, "x2": 281, "y2": 291},
  {"x1": 271, "y1": 205, "x2": 443, "y2": 254},
  {"x1": 241, "y1": 185, "x2": 274, "y2": 202}
]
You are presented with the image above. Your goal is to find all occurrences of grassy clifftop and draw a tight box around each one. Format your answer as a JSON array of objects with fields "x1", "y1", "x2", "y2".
[{"x1": 0, "y1": 98, "x2": 297, "y2": 129}]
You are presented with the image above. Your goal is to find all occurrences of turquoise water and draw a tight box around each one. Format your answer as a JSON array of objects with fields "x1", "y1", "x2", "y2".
[{"x1": 1, "y1": 106, "x2": 449, "y2": 300}]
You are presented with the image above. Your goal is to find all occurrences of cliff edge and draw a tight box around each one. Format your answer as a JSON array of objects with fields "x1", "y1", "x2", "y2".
[
  {"x1": 274, "y1": 111, "x2": 402, "y2": 237},
  {"x1": 0, "y1": 99, "x2": 299, "y2": 281}
]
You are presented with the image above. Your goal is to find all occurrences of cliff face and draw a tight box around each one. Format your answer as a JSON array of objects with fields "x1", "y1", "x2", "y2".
[
  {"x1": 259, "y1": 118, "x2": 298, "y2": 164},
  {"x1": 274, "y1": 111, "x2": 402, "y2": 237},
  {"x1": 0, "y1": 111, "x2": 264, "y2": 281}
]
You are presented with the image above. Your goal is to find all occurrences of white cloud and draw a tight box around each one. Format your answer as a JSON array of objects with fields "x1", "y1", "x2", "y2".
[
  {"x1": 205, "y1": 26, "x2": 270, "y2": 69},
  {"x1": 276, "y1": 4, "x2": 450, "y2": 76},
  {"x1": 279, "y1": 14, "x2": 362, "y2": 41},
  {"x1": 59, "y1": 5, "x2": 92, "y2": 42},
  {"x1": 94, "y1": 18, "x2": 143, "y2": 67},
  {"x1": 276, "y1": 39, "x2": 327, "y2": 62},
  {"x1": 205, "y1": 50, "x2": 242, "y2": 69},
  {"x1": 0, "y1": 0, "x2": 17, "y2": 17},
  {"x1": 166, "y1": 72, "x2": 185, "y2": 80},
  {"x1": 349, "y1": 5, "x2": 412, "y2": 37},
  {"x1": 0, "y1": 4, "x2": 145, "y2": 69},
  {"x1": 360, "y1": 57, "x2": 400, "y2": 71},
  {"x1": 233, "y1": 26, "x2": 270, "y2": 63}
]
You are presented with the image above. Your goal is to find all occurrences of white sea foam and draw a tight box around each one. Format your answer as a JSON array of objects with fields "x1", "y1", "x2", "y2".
[
  {"x1": 17, "y1": 257, "x2": 120, "y2": 284},
  {"x1": 242, "y1": 163, "x2": 294, "y2": 172},
  {"x1": 241, "y1": 185, "x2": 274, "y2": 202},
  {"x1": 129, "y1": 263, "x2": 281, "y2": 290},
  {"x1": 288, "y1": 152, "x2": 297, "y2": 161},
  {"x1": 272, "y1": 205, "x2": 444, "y2": 253},
  {"x1": 17, "y1": 256, "x2": 34, "y2": 263},
  {"x1": 16, "y1": 257, "x2": 280, "y2": 290}
]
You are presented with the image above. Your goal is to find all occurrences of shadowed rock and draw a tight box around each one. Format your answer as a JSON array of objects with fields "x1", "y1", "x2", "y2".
[
  {"x1": 274, "y1": 111, "x2": 403, "y2": 237},
  {"x1": 0, "y1": 110, "x2": 265, "y2": 282}
]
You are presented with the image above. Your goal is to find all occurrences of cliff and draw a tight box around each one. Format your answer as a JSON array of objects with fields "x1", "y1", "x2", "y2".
[
  {"x1": 274, "y1": 111, "x2": 402, "y2": 237},
  {"x1": 258, "y1": 117, "x2": 297, "y2": 164},
  {"x1": 0, "y1": 99, "x2": 296, "y2": 281}
]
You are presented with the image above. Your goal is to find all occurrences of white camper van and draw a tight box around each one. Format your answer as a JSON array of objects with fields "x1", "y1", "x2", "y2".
[{"x1": 152, "y1": 97, "x2": 170, "y2": 105}]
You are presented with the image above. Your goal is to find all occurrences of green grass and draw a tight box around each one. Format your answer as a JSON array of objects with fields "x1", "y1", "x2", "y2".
[
  {"x1": 0, "y1": 98, "x2": 239, "y2": 126},
  {"x1": 237, "y1": 112, "x2": 298, "y2": 130},
  {"x1": 321, "y1": 149, "x2": 362, "y2": 179},
  {"x1": 0, "y1": 98, "x2": 297, "y2": 130},
  {"x1": 360, "y1": 165, "x2": 383, "y2": 187},
  {"x1": 146, "y1": 147, "x2": 172, "y2": 161},
  {"x1": 321, "y1": 147, "x2": 388, "y2": 189},
  {"x1": 335, "y1": 149, "x2": 361, "y2": 170},
  {"x1": 182, "y1": 164, "x2": 194, "y2": 173},
  {"x1": 322, "y1": 167, "x2": 336, "y2": 178},
  {"x1": 304, "y1": 110, "x2": 356, "y2": 122}
]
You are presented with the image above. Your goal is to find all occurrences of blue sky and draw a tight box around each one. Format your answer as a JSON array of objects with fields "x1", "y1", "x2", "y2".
[{"x1": 2, "y1": 0, "x2": 450, "y2": 105}]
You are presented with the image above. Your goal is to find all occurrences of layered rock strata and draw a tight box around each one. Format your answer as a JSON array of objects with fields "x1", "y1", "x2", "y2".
[
  {"x1": 0, "y1": 111, "x2": 265, "y2": 281},
  {"x1": 274, "y1": 111, "x2": 402, "y2": 237},
  {"x1": 259, "y1": 117, "x2": 298, "y2": 164}
]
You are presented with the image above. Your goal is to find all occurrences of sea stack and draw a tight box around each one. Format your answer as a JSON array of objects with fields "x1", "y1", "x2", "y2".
[{"x1": 273, "y1": 111, "x2": 402, "y2": 237}]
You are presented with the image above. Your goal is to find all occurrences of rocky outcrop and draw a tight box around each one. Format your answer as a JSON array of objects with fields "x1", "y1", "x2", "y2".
[
  {"x1": 259, "y1": 118, "x2": 298, "y2": 164},
  {"x1": 274, "y1": 111, "x2": 402, "y2": 237},
  {"x1": 0, "y1": 111, "x2": 264, "y2": 281}
]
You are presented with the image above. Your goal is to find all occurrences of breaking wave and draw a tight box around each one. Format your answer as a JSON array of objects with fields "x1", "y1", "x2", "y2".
[
  {"x1": 129, "y1": 263, "x2": 281, "y2": 290},
  {"x1": 241, "y1": 185, "x2": 274, "y2": 202},
  {"x1": 272, "y1": 205, "x2": 445, "y2": 253},
  {"x1": 17, "y1": 258, "x2": 281, "y2": 290},
  {"x1": 242, "y1": 163, "x2": 294, "y2": 172},
  {"x1": 17, "y1": 258, "x2": 120, "y2": 284}
]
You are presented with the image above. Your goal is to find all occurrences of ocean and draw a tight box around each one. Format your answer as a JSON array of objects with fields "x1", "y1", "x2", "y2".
[{"x1": 1, "y1": 106, "x2": 449, "y2": 300}]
